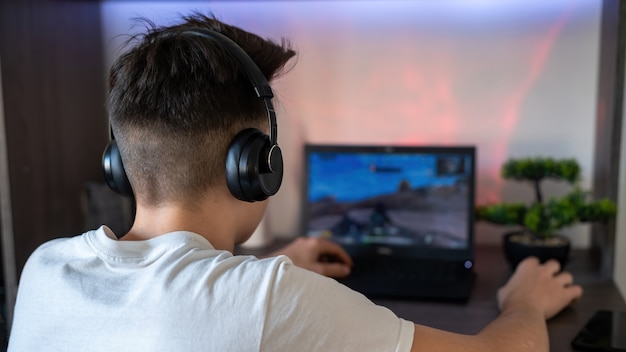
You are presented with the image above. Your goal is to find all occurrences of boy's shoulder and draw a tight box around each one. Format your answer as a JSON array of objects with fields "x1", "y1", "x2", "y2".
[{"x1": 23, "y1": 229, "x2": 96, "y2": 268}]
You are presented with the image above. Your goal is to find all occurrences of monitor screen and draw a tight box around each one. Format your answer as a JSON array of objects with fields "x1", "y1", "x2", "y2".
[{"x1": 302, "y1": 145, "x2": 475, "y2": 250}]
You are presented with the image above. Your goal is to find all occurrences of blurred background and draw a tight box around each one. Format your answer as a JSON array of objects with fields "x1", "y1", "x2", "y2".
[
  {"x1": 3, "y1": 0, "x2": 626, "y2": 334},
  {"x1": 101, "y1": 0, "x2": 601, "y2": 246}
]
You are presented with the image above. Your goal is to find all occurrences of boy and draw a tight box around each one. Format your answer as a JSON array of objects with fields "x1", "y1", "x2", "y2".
[{"x1": 8, "y1": 13, "x2": 582, "y2": 351}]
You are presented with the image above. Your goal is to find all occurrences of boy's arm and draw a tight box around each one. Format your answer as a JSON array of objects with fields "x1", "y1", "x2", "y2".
[{"x1": 409, "y1": 257, "x2": 583, "y2": 352}]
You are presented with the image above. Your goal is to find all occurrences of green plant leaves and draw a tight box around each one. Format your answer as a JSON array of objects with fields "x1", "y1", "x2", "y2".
[
  {"x1": 475, "y1": 203, "x2": 525, "y2": 225},
  {"x1": 476, "y1": 157, "x2": 617, "y2": 239},
  {"x1": 501, "y1": 157, "x2": 580, "y2": 183}
]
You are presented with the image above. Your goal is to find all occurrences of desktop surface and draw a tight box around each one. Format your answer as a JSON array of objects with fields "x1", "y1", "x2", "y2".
[
  {"x1": 236, "y1": 242, "x2": 626, "y2": 352},
  {"x1": 372, "y1": 246, "x2": 626, "y2": 351}
]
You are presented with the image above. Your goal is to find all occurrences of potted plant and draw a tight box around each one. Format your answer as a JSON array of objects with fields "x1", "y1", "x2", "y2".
[{"x1": 475, "y1": 157, "x2": 617, "y2": 269}]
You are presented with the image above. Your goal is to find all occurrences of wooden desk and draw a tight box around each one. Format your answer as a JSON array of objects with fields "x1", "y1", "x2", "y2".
[{"x1": 237, "y1": 243, "x2": 626, "y2": 351}]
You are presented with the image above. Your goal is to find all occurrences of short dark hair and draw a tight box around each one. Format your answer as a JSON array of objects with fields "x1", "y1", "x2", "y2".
[{"x1": 107, "y1": 13, "x2": 296, "y2": 206}]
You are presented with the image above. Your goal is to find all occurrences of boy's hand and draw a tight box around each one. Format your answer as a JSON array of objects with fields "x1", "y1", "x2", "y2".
[
  {"x1": 497, "y1": 257, "x2": 583, "y2": 320},
  {"x1": 269, "y1": 237, "x2": 353, "y2": 278}
]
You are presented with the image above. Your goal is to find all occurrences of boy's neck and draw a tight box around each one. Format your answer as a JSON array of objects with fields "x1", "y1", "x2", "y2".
[{"x1": 120, "y1": 191, "x2": 250, "y2": 252}]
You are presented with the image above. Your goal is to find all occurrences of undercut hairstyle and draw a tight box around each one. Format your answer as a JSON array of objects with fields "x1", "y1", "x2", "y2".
[{"x1": 106, "y1": 13, "x2": 296, "y2": 206}]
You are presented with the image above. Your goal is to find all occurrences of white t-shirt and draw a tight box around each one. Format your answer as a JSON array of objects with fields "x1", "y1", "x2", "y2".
[{"x1": 9, "y1": 226, "x2": 414, "y2": 351}]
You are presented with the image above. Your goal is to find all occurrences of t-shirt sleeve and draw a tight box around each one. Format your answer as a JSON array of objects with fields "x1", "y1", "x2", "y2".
[{"x1": 259, "y1": 258, "x2": 414, "y2": 352}]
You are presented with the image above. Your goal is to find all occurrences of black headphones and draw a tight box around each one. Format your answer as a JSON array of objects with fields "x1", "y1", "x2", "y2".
[{"x1": 102, "y1": 28, "x2": 283, "y2": 202}]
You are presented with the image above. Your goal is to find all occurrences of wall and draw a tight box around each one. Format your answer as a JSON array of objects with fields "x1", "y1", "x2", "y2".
[
  {"x1": 614, "y1": 0, "x2": 626, "y2": 295},
  {"x1": 617, "y1": 94, "x2": 626, "y2": 298},
  {"x1": 101, "y1": 0, "x2": 602, "y2": 247},
  {"x1": 0, "y1": 0, "x2": 109, "y2": 311},
  {"x1": 0, "y1": 53, "x2": 18, "y2": 327},
  {"x1": 590, "y1": 0, "x2": 624, "y2": 280}
]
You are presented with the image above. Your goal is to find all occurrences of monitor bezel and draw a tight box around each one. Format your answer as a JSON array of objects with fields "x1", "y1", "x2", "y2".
[{"x1": 300, "y1": 144, "x2": 477, "y2": 261}]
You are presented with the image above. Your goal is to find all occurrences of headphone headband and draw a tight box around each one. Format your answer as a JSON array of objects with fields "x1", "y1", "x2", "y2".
[{"x1": 178, "y1": 29, "x2": 278, "y2": 146}]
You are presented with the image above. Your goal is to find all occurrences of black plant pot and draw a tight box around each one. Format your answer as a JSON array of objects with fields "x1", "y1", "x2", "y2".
[{"x1": 503, "y1": 231, "x2": 571, "y2": 270}]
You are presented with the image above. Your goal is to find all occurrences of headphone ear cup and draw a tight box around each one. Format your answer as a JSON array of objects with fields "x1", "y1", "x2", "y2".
[
  {"x1": 102, "y1": 141, "x2": 134, "y2": 197},
  {"x1": 226, "y1": 128, "x2": 283, "y2": 202}
]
